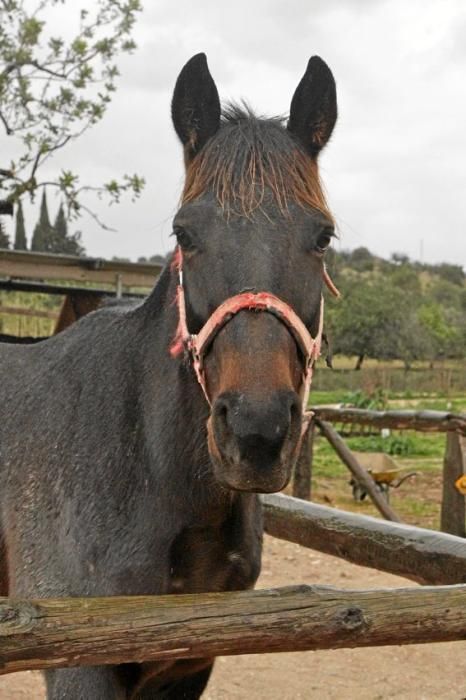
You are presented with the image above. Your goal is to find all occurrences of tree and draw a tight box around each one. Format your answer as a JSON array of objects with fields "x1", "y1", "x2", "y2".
[
  {"x1": 14, "y1": 197, "x2": 27, "y2": 249},
  {"x1": 349, "y1": 247, "x2": 375, "y2": 272},
  {"x1": 418, "y1": 303, "x2": 461, "y2": 360},
  {"x1": 52, "y1": 202, "x2": 84, "y2": 255},
  {"x1": 391, "y1": 252, "x2": 410, "y2": 266},
  {"x1": 137, "y1": 253, "x2": 171, "y2": 265},
  {"x1": 329, "y1": 279, "x2": 412, "y2": 369},
  {"x1": 31, "y1": 189, "x2": 54, "y2": 251},
  {"x1": 0, "y1": 219, "x2": 10, "y2": 248},
  {"x1": 54, "y1": 202, "x2": 67, "y2": 242},
  {"x1": 0, "y1": 1, "x2": 144, "y2": 226}
]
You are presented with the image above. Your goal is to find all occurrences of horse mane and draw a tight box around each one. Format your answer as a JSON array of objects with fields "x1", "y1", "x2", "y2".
[{"x1": 181, "y1": 103, "x2": 333, "y2": 221}]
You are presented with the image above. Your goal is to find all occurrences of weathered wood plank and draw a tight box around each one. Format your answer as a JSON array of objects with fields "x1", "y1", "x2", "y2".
[
  {"x1": 312, "y1": 407, "x2": 466, "y2": 436},
  {"x1": 315, "y1": 419, "x2": 401, "y2": 522},
  {"x1": 441, "y1": 433, "x2": 466, "y2": 537},
  {"x1": 262, "y1": 493, "x2": 466, "y2": 585},
  {"x1": 0, "y1": 584, "x2": 465, "y2": 674},
  {"x1": 0, "y1": 249, "x2": 161, "y2": 289},
  {"x1": 0, "y1": 279, "x2": 146, "y2": 298}
]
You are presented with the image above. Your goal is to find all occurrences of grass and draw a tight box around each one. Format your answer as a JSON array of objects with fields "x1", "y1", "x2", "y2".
[
  {"x1": 311, "y1": 433, "x2": 446, "y2": 529},
  {"x1": 310, "y1": 389, "x2": 466, "y2": 413}
]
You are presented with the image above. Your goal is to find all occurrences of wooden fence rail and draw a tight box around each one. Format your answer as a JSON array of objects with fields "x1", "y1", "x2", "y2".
[
  {"x1": 262, "y1": 493, "x2": 466, "y2": 585},
  {"x1": 311, "y1": 407, "x2": 466, "y2": 435},
  {"x1": 0, "y1": 584, "x2": 465, "y2": 674}
]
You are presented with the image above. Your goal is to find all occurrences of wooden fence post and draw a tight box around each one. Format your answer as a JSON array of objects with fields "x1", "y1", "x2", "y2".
[
  {"x1": 292, "y1": 420, "x2": 314, "y2": 500},
  {"x1": 441, "y1": 433, "x2": 466, "y2": 537}
]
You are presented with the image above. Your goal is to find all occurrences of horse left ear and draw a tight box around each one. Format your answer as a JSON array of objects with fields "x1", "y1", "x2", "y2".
[
  {"x1": 171, "y1": 53, "x2": 221, "y2": 161},
  {"x1": 287, "y1": 56, "x2": 337, "y2": 158}
]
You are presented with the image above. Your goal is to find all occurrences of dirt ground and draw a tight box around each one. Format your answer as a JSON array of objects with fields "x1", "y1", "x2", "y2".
[{"x1": 1, "y1": 535, "x2": 464, "y2": 700}]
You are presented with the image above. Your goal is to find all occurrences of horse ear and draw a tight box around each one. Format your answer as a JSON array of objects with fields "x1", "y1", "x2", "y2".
[
  {"x1": 287, "y1": 56, "x2": 337, "y2": 158},
  {"x1": 171, "y1": 53, "x2": 221, "y2": 161}
]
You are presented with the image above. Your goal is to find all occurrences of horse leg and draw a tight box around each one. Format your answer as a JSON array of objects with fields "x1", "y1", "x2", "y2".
[
  {"x1": 130, "y1": 660, "x2": 214, "y2": 700},
  {"x1": 45, "y1": 666, "x2": 126, "y2": 700}
]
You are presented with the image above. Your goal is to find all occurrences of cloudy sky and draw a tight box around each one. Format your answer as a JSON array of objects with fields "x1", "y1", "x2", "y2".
[{"x1": 6, "y1": 0, "x2": 466, "y2": 265}]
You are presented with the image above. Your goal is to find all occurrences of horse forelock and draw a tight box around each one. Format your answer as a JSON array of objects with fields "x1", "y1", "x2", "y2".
[{"x1": 181, "y1": 103, "x2": 333, "y2": 222}]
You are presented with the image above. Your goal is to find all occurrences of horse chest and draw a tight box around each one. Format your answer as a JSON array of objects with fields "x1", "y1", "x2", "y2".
[{"x1": 168, "y1": 523, "x2": 260, "y2": 594}]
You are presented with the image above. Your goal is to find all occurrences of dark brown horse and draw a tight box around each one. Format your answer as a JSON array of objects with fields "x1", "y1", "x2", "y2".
[{"x1": 0, "y1": 53, "x2": 337, "y2": 698}]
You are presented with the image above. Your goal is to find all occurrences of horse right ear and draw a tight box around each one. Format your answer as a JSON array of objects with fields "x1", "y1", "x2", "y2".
[
  {"x1": 172, "y1": 53, "x2": 221, "y2": 162},
  {"x1": 288, "y1": 56, "x2": 337, "y2": 158}
]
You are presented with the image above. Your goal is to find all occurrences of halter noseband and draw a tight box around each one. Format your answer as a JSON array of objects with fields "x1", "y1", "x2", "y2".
[{"x1": 171, "y1": 246, "x2": 339, "y2": 434}]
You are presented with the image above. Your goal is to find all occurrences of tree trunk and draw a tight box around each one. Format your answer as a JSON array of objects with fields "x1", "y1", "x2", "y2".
[{"x1": 355, "y1": 354, "x2": 364, "y2": 370}]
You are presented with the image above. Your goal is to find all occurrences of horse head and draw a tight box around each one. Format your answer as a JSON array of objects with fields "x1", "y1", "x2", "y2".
[{"x1": 170, "y1": 53, "x2": 337, "y2": 493}]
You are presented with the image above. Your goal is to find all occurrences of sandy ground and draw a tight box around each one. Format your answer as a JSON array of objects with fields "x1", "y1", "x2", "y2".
[{"x1": 1, "y1": 535, "x2": 465, "y2": 700}]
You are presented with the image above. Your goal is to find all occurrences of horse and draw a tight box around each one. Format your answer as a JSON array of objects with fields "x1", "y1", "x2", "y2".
[{"x1": 0, "y1": 53, "x2": 337, "y2": 698}]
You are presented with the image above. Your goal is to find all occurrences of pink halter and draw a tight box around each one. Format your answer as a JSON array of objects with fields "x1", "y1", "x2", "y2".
[{"x1": 170, "y1": 246, "x2": 339, "y2": 434}]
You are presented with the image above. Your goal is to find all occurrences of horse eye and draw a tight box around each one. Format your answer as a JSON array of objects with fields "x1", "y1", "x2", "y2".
[
  {"x1": 173, "y1": 226, "x2": 196, "y2": 252},
  {"x1": 315, "y1": 229, "x2": 334, "y2": 254}
]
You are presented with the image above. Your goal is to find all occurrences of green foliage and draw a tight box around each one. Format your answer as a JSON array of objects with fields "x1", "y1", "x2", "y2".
[
  {"x1": 30, "y1": 192, "x2": 85, "y2": 255},
  {"x1": 52, "y1": 201, "x2": 84, "y2": 255},
  {"x1": 325, "y1": 246, "x2": 465, "y2": 365},
  {"x1": 348, "y1": 246, "x2": 374, "y2": 272},
  {"x1": 328, "y1": 277, "x2": 415, "y2": 364},
  {"x1": 346, "y1": 433, "x2": 444, "y2": 458},
  {"x1": 427, "y1": 263, "x2": 464, "y2": 287},
  {"x1": 31, "y1": 189, "x2": 54, "y2": 251},
  {"x1": 342, "y1": 388, "x2": 388, "y2": 410},
  {"x1": 418, "y1": 302, "x2": 461, "y2": 356},
  {"x1": 0, "y1": 0, "x2": 144, "y2": 225},
  {"x1": 14, "y1": 197, "x2": 27, "y2": 249}
]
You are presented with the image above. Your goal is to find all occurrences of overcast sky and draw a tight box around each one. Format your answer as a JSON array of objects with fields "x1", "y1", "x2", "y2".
[{"x1": 6, "y1": 0, "x2": 466, "y2": 265}]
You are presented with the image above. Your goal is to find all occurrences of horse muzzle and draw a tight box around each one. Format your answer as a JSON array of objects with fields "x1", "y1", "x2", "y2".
[{"x1": 208, "y1": 389, "x2": 302, "y2": 492}]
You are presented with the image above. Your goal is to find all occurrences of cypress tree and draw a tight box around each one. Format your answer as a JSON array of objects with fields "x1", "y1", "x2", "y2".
[
  {"x1": 14, "y1": 199, "x2": 27, "y2": 250},
  {"x1": 31, "y1": 190, "x2": 55, "y2": 252},
  {"x1": 53, "y1": 202, "x2": 85, "y2": 256},
  {"x1": 0, "y1": 219, "x2": 10, "y2": 248},
  {"x1": 53, "y1": 203, "x2": 68, "y2": 251}
]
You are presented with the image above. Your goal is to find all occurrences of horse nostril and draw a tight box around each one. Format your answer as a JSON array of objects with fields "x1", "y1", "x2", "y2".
[{"x1": 212, "y1": 390, "x2": 300, "y2": 464}]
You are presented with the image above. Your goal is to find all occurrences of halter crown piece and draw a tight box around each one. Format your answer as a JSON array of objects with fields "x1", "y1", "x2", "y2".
[{"x1": 171, "y1": 245, "x2": 340, "y2": 436}]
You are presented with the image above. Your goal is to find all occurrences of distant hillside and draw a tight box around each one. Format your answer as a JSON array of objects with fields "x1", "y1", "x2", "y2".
[{"x1": 325, "y1": 247, "x2": 465, "y2": 368}]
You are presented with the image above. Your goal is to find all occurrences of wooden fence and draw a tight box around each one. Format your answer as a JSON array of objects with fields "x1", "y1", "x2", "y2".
[
  {"x1": 1, "y1": 582, "x2": 466, "y2": 674},
  {"x1": 1, "y1": 492, "x2": 466, "y2": 674},
  {"x1": 0, "y1": 249, "x2": 161, "y2": 341},
  {"x1": 1, "y1": 441, "x2": 466, "y2": 675},
  {"x1": 293, "y1": 408, "x2": 466, "y2": 537}
]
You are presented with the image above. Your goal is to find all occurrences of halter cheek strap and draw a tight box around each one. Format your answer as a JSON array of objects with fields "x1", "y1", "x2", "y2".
[{"x1": 171, "y1": 246, "x2": 338, "y2": 436}]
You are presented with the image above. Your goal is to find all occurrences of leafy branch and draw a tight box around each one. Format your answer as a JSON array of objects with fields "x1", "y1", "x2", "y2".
[{"x1": 0, "y1": 0, "x2": 145, "y2": 224}]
